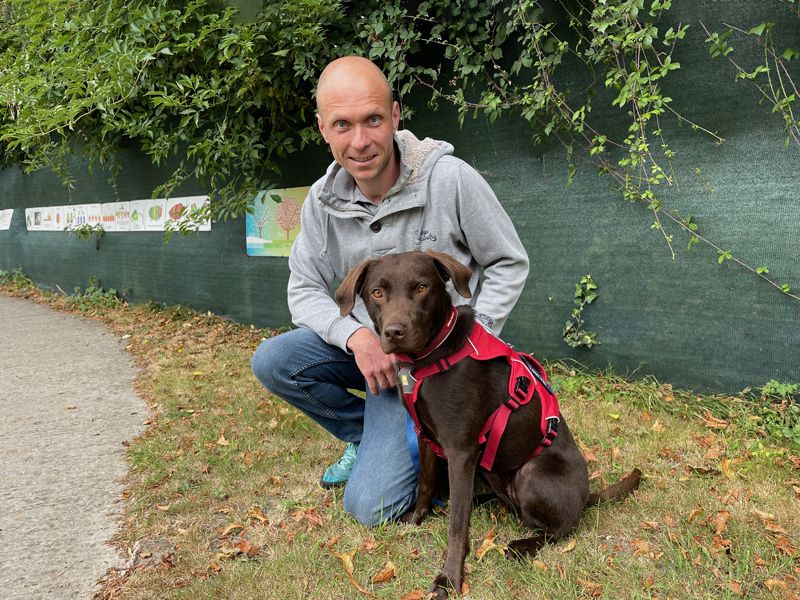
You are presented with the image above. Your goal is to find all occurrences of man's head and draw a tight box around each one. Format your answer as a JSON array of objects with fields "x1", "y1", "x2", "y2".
[{"x1": 316, "y1": 56, "x2": 401, "y2": 202}]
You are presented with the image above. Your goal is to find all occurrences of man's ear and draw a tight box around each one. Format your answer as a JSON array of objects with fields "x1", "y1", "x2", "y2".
[
  {"x1": 335, "y1": 259, "x2": 374, "y2": 315},
  {"x1": 317, "y1": 113, "x2": 330, "y2": 144},
  {"x1": 425, "y1": 250, "x2": 472, "y2": 298}
]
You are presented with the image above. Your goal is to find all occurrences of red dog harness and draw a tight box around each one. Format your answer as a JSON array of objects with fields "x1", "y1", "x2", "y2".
[{"x1": 396, "y1": 308, "x2": 560, "y2": 471}]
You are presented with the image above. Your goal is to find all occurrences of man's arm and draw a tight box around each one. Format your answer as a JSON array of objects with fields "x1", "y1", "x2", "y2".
[{"x1": 287, "y1": 194, "x2": 397, "y2": 392}]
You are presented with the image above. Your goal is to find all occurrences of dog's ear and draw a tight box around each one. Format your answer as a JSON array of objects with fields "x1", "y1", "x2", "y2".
[
  {"x1": 425, "y1": 250, "x2": 473, "y2": 298},
  {"x1": 335, "y1": 259, "x2": 374, "y2": 316}
]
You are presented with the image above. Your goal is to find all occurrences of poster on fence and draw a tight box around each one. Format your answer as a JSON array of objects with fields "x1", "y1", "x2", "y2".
[
  {"x1": 0, "y1": 209, "x2": 13, "y2": 230},
  {"x1": 246, "y1": 187, "x2": 309, "y2": 257}
]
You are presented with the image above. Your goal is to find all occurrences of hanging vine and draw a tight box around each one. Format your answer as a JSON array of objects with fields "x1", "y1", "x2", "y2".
[{"x1": 0, "y1": 0, "x2": 797, "y2": 300}]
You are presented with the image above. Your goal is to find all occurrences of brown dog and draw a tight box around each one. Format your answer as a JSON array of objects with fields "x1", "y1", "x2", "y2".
[{"x1": 335, "y1": 250, "x2": 641, "y2": 599}]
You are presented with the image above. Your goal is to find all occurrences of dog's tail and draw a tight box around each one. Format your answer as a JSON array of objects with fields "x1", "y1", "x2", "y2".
[{"x1": 586, "y1": 468, "x2": 642, "y2": 506}]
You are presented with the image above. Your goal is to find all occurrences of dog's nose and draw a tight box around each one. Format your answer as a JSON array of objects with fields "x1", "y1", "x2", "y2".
[{"x1": 383, "y1": 323, "x2": 407, "y2": 342}]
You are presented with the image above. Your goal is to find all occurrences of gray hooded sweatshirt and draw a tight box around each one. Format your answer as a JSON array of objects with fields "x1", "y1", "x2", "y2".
[{"x1": 287, "y1": 130, "x2": 530, "y2": 351}]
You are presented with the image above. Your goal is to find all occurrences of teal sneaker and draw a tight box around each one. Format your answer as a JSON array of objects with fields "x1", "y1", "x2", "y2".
[{"x1": 319, "y1": 442, "x2": 359, "y2": 488}]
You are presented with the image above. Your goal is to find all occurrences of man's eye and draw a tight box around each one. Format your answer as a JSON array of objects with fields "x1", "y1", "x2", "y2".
[
  {"x1": 371, "y1": 289, "x2": 383, "y2": 299},
  {"x1": 334, "y1": 120, "x2": 347, "y2": 128},
  {"x1": 369, "y1": 115, "x2": 382, "y2": 125}
]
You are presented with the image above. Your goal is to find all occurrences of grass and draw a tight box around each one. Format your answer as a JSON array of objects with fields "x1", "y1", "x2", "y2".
[{"x1": 1, "y1": 272, "x2": 798, "y2": 599}]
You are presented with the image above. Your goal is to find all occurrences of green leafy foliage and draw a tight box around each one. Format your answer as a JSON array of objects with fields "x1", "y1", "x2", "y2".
[
  {"x1": 66, "y1": 276, "x2": 126, "y2": 311},
  {"x1": 0, "y1": 0, "x2": 356, "y2": 221},
  {"x1": 563, "y1": 274, "x2": 600, "y2": 349},
  {"x1": 0, "y1": 0, "x2": 797, "y2": 301}
]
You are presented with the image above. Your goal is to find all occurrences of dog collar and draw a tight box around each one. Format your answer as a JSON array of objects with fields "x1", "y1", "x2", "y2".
[{"x1": 394, "y1": 305, "x2": 459, "y2": 364}]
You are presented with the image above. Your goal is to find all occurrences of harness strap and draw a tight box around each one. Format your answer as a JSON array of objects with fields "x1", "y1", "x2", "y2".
[{"x1": 399, "y1": 320, "x2": 561, "y2": 471}]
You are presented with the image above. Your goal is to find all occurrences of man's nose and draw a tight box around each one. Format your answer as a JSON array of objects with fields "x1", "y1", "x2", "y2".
[{"x1": 351, "y1": 125, "x2": 369, "y2": 149}]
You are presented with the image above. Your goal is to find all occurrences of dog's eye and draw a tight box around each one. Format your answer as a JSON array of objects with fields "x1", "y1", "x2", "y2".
[
  {"x1": 417, "y1": 283, "x2": 429, "y2": 293},
  {"x1": 371, "y1": 288, "x2": 383, "y2": 299}
]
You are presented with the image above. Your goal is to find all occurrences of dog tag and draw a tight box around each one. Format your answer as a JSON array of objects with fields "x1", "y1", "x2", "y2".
[{"x1": 398, "y1": 366, "x2": 418, "y2": 395}]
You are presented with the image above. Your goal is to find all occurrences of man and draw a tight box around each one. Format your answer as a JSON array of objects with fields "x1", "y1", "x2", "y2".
[{"x1": 251, "y1": 56, "x2": 529, "y2": 526}]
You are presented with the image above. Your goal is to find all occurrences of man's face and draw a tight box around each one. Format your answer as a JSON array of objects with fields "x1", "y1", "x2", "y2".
[{"x1": 317, "y1": 81, "x2": 401, "y2": 198}]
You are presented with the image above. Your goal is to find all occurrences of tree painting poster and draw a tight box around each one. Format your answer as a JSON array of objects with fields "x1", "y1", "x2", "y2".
[{"x1": 246, "y1": 187, "x2": 308, "y2": 257}]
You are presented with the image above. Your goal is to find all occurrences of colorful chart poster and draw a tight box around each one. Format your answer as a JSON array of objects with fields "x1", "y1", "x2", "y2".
[
  {"x1": 64, "y1": 206, "x2": 76, "y2": 229},
  {"x1": 246, "y1": 187, "x2": 308, "y2": 257},
  {"x1": 101, "y1": 203, "x2": 117, "y2": 232},
  {"x1": 129, "y1": 200, "x2": 146, "y2": 231},
  {"x1": 164, "y1": 195, "x2": 211, "y2": 232},
  {"x1": 51, "y1": 206, "x2": 66, "y2": 231},
  {"x1": 32, "y1": 207, "x2": 45, "y2": 230},
  {"x1": 0, "y1": 209, "x2": 13, "y2": 230},
  {"x1": 115, "y1": 201, "x2": 131, "y2": 232},
  {"x1": 145, "y1": 199, "x2": 166, "y2": 231},
  {"x1": 85, "y1": 203, "x2": 103, "y2": 227}
]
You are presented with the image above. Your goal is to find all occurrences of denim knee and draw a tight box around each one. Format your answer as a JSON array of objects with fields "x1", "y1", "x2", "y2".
[
  {"x1": 251, "y1": 334, "x2": 290, "y2": 394},
  {"x1": 343, "y1": 484, "x2": 415, "y2": 527}
]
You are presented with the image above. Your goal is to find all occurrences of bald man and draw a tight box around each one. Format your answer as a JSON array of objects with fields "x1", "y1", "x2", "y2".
[{"x1": 252, "y1": 56, "x2": 529, "y2": 526}]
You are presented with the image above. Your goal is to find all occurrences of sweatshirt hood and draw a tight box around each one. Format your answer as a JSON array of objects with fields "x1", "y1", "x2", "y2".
[{"x1": 316, "y1": 130, "x2": 454, "y2": 216}]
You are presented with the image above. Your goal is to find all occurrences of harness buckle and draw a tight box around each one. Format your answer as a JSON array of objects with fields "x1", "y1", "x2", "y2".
[
  {"x1": 513, "y1": 375, "x2": 530, "y2": 397},
  {"x1": 504, "y1": 396, "x2": 520, "y2": 410}
]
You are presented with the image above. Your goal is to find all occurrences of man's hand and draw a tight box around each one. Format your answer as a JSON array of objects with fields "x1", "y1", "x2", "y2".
[{"x1": 346, "y1": 327, "x2": 397, "y2": 395}]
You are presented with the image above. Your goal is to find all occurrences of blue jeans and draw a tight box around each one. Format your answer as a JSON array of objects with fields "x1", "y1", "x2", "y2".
[{"x1": 251, "y1": 327, "x2": 417, "y2": 526}]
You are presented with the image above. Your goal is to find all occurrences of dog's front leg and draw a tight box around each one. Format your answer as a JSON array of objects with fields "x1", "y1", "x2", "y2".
[
  {"x1": 400, "y1": 439, "x2": 437, "y2": 525},
  {"x1": 430, "y1": 451, "x2": 478, "y2": 599}
]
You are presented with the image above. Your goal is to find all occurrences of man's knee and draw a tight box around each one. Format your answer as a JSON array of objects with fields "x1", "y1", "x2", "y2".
[
  {"x1": 251, "y1": 334, "x2": 291, "y2": 393},
  {"x1": 343, "y1": 485, "x2": 414, "y2": 527}
]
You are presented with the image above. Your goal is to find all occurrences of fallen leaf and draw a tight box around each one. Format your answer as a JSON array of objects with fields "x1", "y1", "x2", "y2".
[
  {"x1": 711, "y1": 511, "x2": 731, "y2": 536},
  {"x1": 687, "y1": 508, "x2": 704, "y2": 523},
  {"x1": 234, "y1": 539, "x2": 259, "y2": 558},
  {"x1": 789, "y1": 455, "x2": 800, "y2": 469},
  {"x1": 371, "y1": 561, "x2": 397, "y2": 584},
  {"x1": 476, "y1": 527, "x2": 505, "y2": 560},
  {"x1": 216, "y1": 434, "x2": 229, "y2": 446},
  {"x1": 721, "y1": 458, "x2": 739, "y2": 479},
  {"x1": 633, "y1": 539, "x2": 652, "y2": 557},
  {"x1": 724, "y1": 581, "x2": 743, "y2": 595},
  {"x1": 156, "y1": 504, "x2": 170, "y2": 512},
  {"x1": 611, "y1": 447, "x2": 621, "y2": 461},
  {"x1": 608, "y1": 413, "x2": 620, "y2": 420},
  {"x1": 764, "y1": 578, "x2": 788, "y2": 591},
  {"x1": 558, "y1": 539, "x2": 577, "y2": 554},
  {"x1": 578, "y1": 578, "x2": 603, "y2": 597},
  {"x1": 650, "y1": 419, "x2": 665, "y2": 432},
  {"x1": 401, "y1": 591, "x2": 427, "y2": 600},
  {"x1": 65, "y1": 405, "x2": 77, "y2": 410},
  {"x1": 362, "y1": 538, "x2": 377, "y2": 552},
  {"x1": 774, "y1": 536, "x2": 798, "y2": 557},
  {"x1": 640, "y1": 520, "x2": 660, "y2": 531},
  {"x1": 461, "y1": 582, "x2": 470, "y2": 595},
  {"x1": 532, "y1": 559, "x2": 548, "y2": 571},
  {"x1": 750, "y1": 507, "x2": 776, "y2": 522},
  {"x1": 702, "y1": 411, "x2": 728, "y2": 429},
  {"x1": 336, "y1": 550, "x2": 375, "y2": 598},
  {"x1": 765, "y1": 521, "x2": 787, "y2": 535},
  {"x1": 247, "y1": 506, "x2": 268, "y2": 524},
  {"x1": 221, "y1": 523, "x2": 245, "y2": 536},
  {"x1": 292, "y1": 508, "x2": 322, "y2": 528},
  {"x1": 207, "y1": 561, "x2": 223, "y2": 573}
]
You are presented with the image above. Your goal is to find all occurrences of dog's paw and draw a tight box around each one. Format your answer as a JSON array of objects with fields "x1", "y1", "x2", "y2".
[
  {"x1": 399, "y1": 507, "x2": 429, "y2": 526},
  {"x1": 429, "y1": 574, "x2": 451, "y2": 599}
]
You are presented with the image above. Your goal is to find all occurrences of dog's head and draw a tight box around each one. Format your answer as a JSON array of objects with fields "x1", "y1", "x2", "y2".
[{"x1": 335, "y1": 250, "x2": 472, "y2": 355}]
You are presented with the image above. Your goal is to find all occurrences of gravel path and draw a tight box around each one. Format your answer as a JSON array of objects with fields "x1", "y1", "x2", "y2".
[{"x1": 0, "y1": 295, "x2": 147, "y2": 600}]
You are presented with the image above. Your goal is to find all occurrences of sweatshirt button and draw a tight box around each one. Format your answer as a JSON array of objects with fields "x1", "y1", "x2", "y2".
[{"x1": 370, "y1": 222, "x2": 382, "y2": 233}]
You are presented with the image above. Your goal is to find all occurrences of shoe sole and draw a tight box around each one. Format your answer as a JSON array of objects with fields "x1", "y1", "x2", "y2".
[{"x1": 319, "y1": 477, "x2": 347, "y2": 489}]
